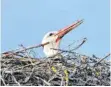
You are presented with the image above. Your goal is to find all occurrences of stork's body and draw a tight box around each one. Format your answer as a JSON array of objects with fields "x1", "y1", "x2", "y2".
[{"x1": 42, "y1": 19, "x2": 83, "y2": 57}]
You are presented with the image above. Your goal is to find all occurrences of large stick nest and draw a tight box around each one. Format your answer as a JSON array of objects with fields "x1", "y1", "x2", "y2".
[{"x1": 1, "y1": 51, "x2": 111, "y2": 86}]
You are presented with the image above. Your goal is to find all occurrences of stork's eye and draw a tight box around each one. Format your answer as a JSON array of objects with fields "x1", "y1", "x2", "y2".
[{"x1": 49, "y1": 33, "x2": 54, "y2": 36}]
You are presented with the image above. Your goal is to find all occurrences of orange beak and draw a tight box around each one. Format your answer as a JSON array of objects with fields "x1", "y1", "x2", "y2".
[{"x1": 55, "y1": 19, "x2": 84, "y2": 42}]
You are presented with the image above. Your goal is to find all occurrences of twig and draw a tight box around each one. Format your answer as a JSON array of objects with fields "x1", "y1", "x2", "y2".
[
  {"x1": 34, "y1": 76, "x2": 51, "y2": 86},
  {"x1": 48, "y1": 74, "x2": 57, "y2": 82},
  {"x1": 60, "y1": 76, "x2": 64, "y2": 86},
  {"x1": 24, "y1": 67, "x2": 35, "y2": 83},
  {"x1": 51, "y1": 37, "x2": 87, "y2": 56},
  {"x1": 0, "y1": 77, "x2": 6, "y2": 86},
  {"x1": 11, "y1": 73, "x2": 21, "y2": 86},
  {"x1": 19, "y1": 44, "x2": 35, "y2": 65},
  {"x1": 2, "y1": 42, "x2": 49, "y2": 57},
  {"x1": 70, "y1": 37, "x2": 87, "y2": 51},
  {"x1": 93, "y1": 53, "x2": 110, "y2": 67}
]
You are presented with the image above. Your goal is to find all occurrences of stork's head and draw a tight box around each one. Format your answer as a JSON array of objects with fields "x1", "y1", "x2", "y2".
[{"x1": 42, "y1": 19, "x2": 83, "y2": 57}]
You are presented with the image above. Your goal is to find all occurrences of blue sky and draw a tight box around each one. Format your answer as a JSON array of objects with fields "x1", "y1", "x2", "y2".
[{"x1": 1, "y1": 0, "x2": 110, "y2": 58}]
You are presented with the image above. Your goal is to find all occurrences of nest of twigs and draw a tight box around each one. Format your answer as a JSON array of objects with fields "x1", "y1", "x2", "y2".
[{"x1": 1, "y1": 50, "x2": 111, "y2": 86}]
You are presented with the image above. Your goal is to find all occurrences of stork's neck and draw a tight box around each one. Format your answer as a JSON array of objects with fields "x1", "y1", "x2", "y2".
[{"x1": 43, "y1": 40, "x2": 61, "y2": 57}]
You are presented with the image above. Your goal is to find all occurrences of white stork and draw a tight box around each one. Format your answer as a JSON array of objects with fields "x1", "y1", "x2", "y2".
[{"x1": 42, "y1": 19, "x2": 83, "y2": 57}]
